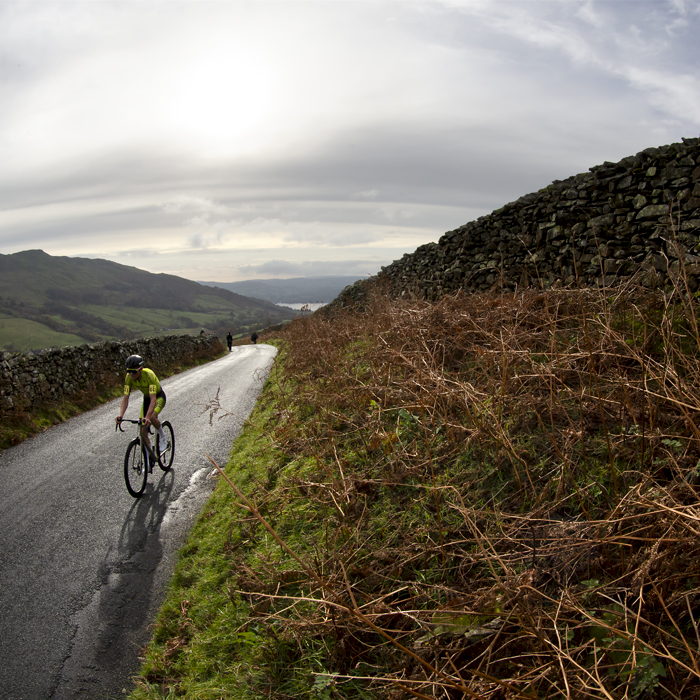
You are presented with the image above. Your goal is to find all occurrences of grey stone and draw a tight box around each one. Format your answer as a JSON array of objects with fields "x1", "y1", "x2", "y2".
[{"x1": 637, "y1": 205, "x2": 671, "y2": 219}]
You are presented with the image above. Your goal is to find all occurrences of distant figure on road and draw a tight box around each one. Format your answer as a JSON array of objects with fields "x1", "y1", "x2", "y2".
[
  {"x1": 199, "y1": 329, "x2": 205, "y2": 336},
  {"x1": 226, "y1": 332, "x2": 233, "y2": 351},
  {"x1": 251, "y1": 331, "x2": 259, "y2": 344}
]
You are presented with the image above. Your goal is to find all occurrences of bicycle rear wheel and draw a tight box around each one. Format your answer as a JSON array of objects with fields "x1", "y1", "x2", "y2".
[
  {"x1": 156, "y1": 420, "x2": 175, "y2": 471},
  {"x1": 124, "y1": 438, "x2": 148, "y2": 497}
]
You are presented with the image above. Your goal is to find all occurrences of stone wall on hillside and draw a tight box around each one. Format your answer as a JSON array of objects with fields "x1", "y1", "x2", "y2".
[
  {"x1": 0, "y1": 334, "x2": 223, "y2": 416},
  {"x1": 377, "y1": 137, "x2": 700, "y2": 300}
]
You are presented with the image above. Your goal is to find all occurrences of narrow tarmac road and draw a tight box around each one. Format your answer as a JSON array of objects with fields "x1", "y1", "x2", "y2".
[{"x1": 0, "y1": 344, "x2": 277, "y2": 700}]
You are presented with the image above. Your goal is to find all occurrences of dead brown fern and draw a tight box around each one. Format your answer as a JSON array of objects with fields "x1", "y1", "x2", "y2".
[{"x1": 218, "y1": 277, "x2": 700, "y2": 698}]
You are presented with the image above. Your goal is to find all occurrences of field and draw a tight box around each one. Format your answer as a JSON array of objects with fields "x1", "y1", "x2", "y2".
[
  {"x1": 0, "y1": 306, "x2": 231, "y2": 353},
  {"x1": 0, "y1": 316, "x2": 88, "y2": 351},
  {"x1": 0, "y1": 300, "x2": 277, "y2": 352},
  {"x1": 79, "y1": 303, "x2": 239, "y2": 336}
]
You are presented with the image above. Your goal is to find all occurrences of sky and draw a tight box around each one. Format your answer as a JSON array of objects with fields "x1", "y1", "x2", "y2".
[{"x1": 1, "y1": 0, "x2": 699, "y2": 283}]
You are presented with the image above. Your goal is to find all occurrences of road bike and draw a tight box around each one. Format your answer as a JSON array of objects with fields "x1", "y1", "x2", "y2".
[{"x1": 116, "y1": 418, "x2": 175, "y2": 497}]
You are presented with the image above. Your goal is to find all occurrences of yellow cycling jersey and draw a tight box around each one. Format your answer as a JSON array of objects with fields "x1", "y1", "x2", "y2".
[{"x1": 123, "y1": 367, "x2": 163, "y2": 397}]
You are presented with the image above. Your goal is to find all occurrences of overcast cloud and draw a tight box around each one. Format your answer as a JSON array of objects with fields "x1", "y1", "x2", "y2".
[{"x1": 1, "y1": 0, "x2": 699, "y2": 282}]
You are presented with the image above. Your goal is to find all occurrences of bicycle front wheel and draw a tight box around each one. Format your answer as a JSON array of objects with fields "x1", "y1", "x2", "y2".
[
  {"x1": 156, "y1": 420, "x2": 175, "y2": 471},
  {"x1": 124, "y1": 438, "x2": 148, "y2": 497}
]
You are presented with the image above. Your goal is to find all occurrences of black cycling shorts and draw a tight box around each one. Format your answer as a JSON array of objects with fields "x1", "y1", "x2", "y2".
[{"x1": 141, "y1": 390, "x2": 166, "y2": 418}]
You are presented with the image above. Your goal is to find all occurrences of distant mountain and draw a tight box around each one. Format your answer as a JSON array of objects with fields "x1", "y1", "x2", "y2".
[
  {"x1": 0, "y1": 250, "x2": 296, "y2": 352},
  {"x1": 197, "y1": 276, "x2": 367, "y2": 304}
]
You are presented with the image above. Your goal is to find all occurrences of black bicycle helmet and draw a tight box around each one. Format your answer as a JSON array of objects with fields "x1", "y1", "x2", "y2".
[{"x1": 125, "y1": 354, "x2": 144, "y2": 370}]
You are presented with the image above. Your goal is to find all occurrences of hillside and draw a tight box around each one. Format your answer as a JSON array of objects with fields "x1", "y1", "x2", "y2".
[
  {"x1": 127, "y1": 138, "x2": 700, "y2": 699},
  {"x1": 131, "y1": 285, "x2": 700, "y2": 700},
  {"x1": 0, "y1": 250, "x2": 296, "y2": 352},
  {"x1": 197, "y1": 276, "x2": 367, "y2": 304}
]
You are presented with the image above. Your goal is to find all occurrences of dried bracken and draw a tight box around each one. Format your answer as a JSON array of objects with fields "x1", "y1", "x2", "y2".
[{"x1": 221, "y1": 275, "x2": 700, "y2": 699}]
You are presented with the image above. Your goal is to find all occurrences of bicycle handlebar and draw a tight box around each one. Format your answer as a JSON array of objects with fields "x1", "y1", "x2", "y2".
[{"x1": 115, "y1": 418, "x2": 146, "y2": 432}]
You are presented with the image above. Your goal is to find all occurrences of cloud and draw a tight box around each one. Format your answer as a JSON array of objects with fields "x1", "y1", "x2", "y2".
[
  {"x1": 237, "y1": 259, "x2": 376, "y2": 278},
  {"x1": 0, "y1": 0, "x2": 698, "y2": 283},
  {"x1": 187, "y1": 233, "x2": 209, "y2": 250},
  {"x1": 116, "y1": 248, "x2": 162, "y2": 259},
  {"x1": 162, "y1": 196, "x2": 232, "y2": 216}
]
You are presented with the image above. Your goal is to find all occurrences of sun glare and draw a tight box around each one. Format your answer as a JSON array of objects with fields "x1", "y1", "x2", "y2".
[{"x1": 161, "y1": 44, "x2": 280, "y2": 158}]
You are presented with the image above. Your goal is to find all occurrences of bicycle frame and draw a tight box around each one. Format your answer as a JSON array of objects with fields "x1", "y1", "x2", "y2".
[{"x1": 116, "y1": 418, "x2": 175, "y2": 498}]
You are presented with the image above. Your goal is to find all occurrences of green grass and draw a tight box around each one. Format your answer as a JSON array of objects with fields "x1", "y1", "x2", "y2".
[
  {"x1": 131, "y1": 367, "x2": 305, "y2": 699},
  {"x1": 0, "y1": 317, "x2": 88, "y2": 351},
  {"x1": 130, "y1": 349, "x2": 385, "y2": 699}
]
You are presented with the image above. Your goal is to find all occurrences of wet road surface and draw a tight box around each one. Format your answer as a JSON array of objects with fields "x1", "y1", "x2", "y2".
[{"x1": 0, "y1": 344, "x2": 277, "y2": 699}]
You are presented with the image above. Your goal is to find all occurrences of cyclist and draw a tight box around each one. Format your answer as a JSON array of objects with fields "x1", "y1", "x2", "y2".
[{"x1": 115, "y1": 354, "x2": 168, "y2": 468}]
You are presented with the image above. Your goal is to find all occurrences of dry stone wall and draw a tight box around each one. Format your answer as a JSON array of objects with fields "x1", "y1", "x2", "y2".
[
  {"x1": 0, "y1": 334, "x2": 222, "y2": 416},
  {"x1": 378, "y1": 137, "x2": 700, "y2": 299}
]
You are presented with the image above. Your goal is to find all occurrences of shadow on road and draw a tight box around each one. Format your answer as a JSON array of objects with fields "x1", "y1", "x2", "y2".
[
  {"x1": 55, "y1": 469, "x2": 177, "y2": 699},
  {"x1": 119, "y1": 467, "x2": 176, "y2": 552}
]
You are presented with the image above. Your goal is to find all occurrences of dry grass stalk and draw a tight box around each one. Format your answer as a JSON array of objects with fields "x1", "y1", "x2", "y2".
[{"x1": 225, "y1": 275, "x2": 700, "y2": 698}]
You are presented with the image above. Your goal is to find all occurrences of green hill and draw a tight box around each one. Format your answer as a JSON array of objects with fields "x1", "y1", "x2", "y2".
[{"x1": 0, "y1": 250, "x2": 296, "y2": 352}]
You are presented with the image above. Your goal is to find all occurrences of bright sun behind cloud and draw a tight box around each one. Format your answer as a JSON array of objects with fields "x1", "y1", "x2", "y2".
[
  {"x1": 160, "y1": 42, "x2": 281, "y2": 159},
  {"x1": 0, "y1": 0, "x2": 699, "y2": 282}
]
